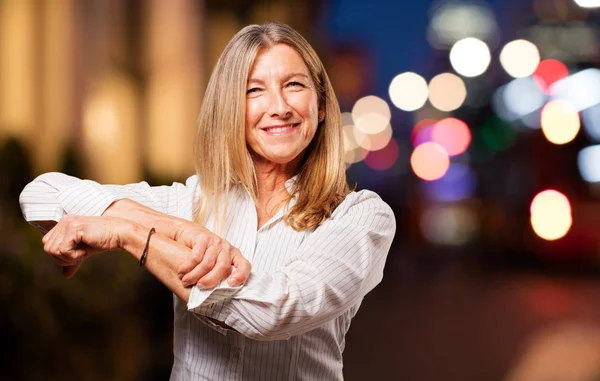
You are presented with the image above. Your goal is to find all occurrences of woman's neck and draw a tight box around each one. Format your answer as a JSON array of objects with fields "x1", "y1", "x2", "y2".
[{"x1": 253, "y1": 160, "x2": 298, "y2": 228}]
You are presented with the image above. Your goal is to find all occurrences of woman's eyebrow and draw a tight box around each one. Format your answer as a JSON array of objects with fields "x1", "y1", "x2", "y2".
[
  {"x1": 283, "y1": 73, "x2": 309, "y2": 81},
  {"x1": 247, "y1": 78, "x2": 265, "y2": 86},
  {"x1": 247, "y1": 73, "x2": 309, "y2": 85}
]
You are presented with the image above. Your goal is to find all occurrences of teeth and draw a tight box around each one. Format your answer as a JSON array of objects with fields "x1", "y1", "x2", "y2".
[{"x1": 266, "y1": 125, "x2": 294, "y2": 133}]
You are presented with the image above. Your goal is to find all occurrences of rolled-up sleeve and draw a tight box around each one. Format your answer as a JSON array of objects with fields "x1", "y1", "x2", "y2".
[
  {"x1": 187, "y1": 191, "x2": 396, "y2": 341},
  {"x1": 19, "y1": 172, "x2": 198, "y2": 231}
]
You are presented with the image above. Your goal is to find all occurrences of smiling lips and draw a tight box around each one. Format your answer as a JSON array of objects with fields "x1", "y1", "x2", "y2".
[{"x1": 262, "y1": 123, "x2": 300, "y2": 136}]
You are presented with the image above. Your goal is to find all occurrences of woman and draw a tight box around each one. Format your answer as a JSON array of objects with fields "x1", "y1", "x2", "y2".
[{"x1": 20, "y1": 23, "x2": 395, "y2": 380}]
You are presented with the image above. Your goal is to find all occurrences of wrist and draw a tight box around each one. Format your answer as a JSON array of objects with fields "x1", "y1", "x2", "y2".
[
  {"x1": 118, "y1": 219, "x2": 145, "y2": 254},
  {"x1": 102, "y1": 199, "x2": 129, "y2": 218}
]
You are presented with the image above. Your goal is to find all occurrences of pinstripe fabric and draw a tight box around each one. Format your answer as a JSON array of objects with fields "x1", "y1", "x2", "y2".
[{"x1": 19, "y1": 173, "x2": 396, "y2": 381}]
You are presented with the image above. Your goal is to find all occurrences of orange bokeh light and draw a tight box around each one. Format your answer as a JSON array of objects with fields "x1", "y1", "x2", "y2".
[
  {"x1": 410, "y1": 142, "x2": 450, "y2": 181},
  {"x1": 431, "y1": 118, "x2": 471, "y2": 156}
]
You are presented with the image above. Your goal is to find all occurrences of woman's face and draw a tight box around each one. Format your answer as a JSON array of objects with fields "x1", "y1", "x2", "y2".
[{"x1": 245, "y1": 44, "x2": 322, "y2": 169}]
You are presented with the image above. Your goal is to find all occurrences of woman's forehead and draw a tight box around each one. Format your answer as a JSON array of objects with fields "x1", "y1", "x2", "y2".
[{"x1": 248, "y1": 44, "x2": 311, "y2": 80}]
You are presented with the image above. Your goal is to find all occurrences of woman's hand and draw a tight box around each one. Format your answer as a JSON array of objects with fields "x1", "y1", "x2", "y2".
[
  {"x1": 42, "y1": 215, "x2": 130, "y2": 278},
  {"x1": 105, "y1": 198, "x2": 251, "y2": 288},
  {"x1": 175, "y1": 224, "x2": 251, "y2": 289}
]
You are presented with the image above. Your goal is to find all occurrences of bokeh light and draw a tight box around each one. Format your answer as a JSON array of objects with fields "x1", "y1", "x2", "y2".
[
  {"x1": 496, "y1": 76, "x2": 546, "y2": 123},
  {"x1": 582, "y1": 103, "x2": 600, "y2": 142},
  {"x1": 355, "y1": 124, "x2": 393, "y2": 151},
  {"x1": 478, "y1": 116, "x2": 517, "y2": 154},
  {"x1": 428, "y1": 73, "x2": 467, "y2": 111},
  {"x1": 427, "y1": 3, "x2": 499, "y2": 49},
  {"x1": 342, "y1": 112, "x2": 368, "y2": 165},
  {"x1": 578, "y1": 145, "x2": 600, "y2": 183},
  {"x1": 533, "y1": 59, "x2": 569, "y2": 94},
  {"x1": 410, "y1": 142, "x2": 450, "y2": 181},
  {"x1": 550, "y1": 68, "x2": 600, "y2": 112},
  {"x1": 540, "y1": 99, "x2": 580, "y2": 145},
  {"x1": 344, "y1": 147, "x2": 368, "y2": 165},
  {"x1": 530, "y1": 190, "x2": 572, "y2": 241},
  {"x1": 411, "y1": 118, "x2": 437, "y2": 146},
  {"x1": 420, "y1": 204, "x2": 478, "y2": 245},
  {"x1": 364, "y1": 138, "x2": 399, "y2": 171},
  {"x1": 431, "y1": 118, "x2": 471, "y2": 156},
  {"x1": 351, "y1": 95, "x2": 391, "y2": 135},
  {"x1": 499, "y1": 39, "x2": 540, "y2": 78},
  {"x1": 449, "y1": 37, "x2": 491, "y2": 77},
  {"x1": 422, "y1": 163, "x2": 476, "y2": 202},
  {"x1": 389, "y1": 72, "x2": 428, "y2": 111},
  {"x1": 573, "y1": 0, "x2": 600, "y2": 8}
]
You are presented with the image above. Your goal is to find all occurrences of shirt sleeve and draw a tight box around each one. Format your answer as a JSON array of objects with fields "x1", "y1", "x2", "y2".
[
  {"x1": 19, "y1": 172, "x2": 198, "y2": 232},
  {"x1": 187, "y1": 191, "x2": 396, "y2": 341}
]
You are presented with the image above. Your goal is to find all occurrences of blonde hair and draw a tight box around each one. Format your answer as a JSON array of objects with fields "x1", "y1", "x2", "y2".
[{"x1": 194, "y1": 22, "x2": 349, "y2": 232}]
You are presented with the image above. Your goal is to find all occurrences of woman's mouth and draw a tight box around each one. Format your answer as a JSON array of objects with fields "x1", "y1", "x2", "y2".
[{"x1": 262, "y1": 123, "x2": 300, "y2": 136}]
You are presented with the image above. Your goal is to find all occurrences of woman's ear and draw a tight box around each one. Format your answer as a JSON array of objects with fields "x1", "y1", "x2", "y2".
[{"x1": 318, "y1": 110, "x2": 325, "y2": 122}]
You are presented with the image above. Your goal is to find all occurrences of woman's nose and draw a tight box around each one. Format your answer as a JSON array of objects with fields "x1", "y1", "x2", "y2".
[{"x1": 267, "y1": 90, "x2": 292, "y2": 119}]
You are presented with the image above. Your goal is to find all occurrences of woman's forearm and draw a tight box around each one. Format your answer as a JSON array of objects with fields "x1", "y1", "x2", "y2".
[
  {"x1": 104, "y1": 199, "x2": 189, "y2": 241},
  {"x1": 120, "y1": 222, "x2": 192, "y2": 302}
]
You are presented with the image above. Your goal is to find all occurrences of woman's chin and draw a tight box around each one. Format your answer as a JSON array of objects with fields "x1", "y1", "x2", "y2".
[{"x1": 255, "y1": 151, "x2": 302, "y2": 167}]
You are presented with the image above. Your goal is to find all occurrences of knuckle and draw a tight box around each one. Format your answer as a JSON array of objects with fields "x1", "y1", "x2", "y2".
[
  {"x1": 205, "y1": 256, "x2": 217, "y2": 267},
  {"x1": 196, "y1": 235, "x2": 209, "y2": 246},
  {"x1": 198, "y1": 263, "x2": 212, "y2": 273},
  {"x1": 192, "y1": 252, "x2": 203, "y2": 262}
]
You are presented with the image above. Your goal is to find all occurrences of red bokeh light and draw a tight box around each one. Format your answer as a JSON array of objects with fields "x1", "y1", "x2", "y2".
[
  {"x1": 533, "y1": 59, "x2": 569, "y2": 94},
  {"x1": 364, "y1": 138, "x2": 399, "y2": 171},
  {"x1": 411, "y1": 118, "x2": 436, "y2": 146},
  {"x1": 431, "y1": 118, "x2": 471, "y2": 156}
]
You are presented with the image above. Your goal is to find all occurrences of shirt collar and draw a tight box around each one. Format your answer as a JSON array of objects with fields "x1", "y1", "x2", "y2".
[{"x1": 285, "y1": 175, "x2": 298, "y2": 195}]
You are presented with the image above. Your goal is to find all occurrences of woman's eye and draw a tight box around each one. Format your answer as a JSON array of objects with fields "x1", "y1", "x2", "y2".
[
  {"x1": 287, "y1": 81, "x2": 304, "y2": 88},
  {"x1": 246, "y1": 88, "x2": 261, "y2": 95}
]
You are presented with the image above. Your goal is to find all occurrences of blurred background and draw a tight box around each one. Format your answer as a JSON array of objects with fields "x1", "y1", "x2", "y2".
[{"x1": 2, "y1": 0, "x2": 600, "y2": 380}]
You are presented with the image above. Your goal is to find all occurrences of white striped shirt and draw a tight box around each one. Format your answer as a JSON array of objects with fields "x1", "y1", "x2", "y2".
[{"x1": 19, "y1": 173, "x2": 396, "y2": 381}]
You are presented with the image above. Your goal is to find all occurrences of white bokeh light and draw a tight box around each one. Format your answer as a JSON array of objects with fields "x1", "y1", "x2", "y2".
[
  {"x1": 427, "y1": 3, "x2": 499, "y2": 49},
  {"x1": 504, "y1": 77, "x2": 546, "y2": 120},
  {"x1": 573, "y1": 0, "x2": 600, "y2": 8},
  {"x1": 582, "y1": 103, "x2": 600, "y2": 142},
  {"x1": 449, "y1": 37, "x2": 491, "y2": 77},
  {"x1": 500, "y1": 39, "x2": 540, "y2": 78},
  {"x1": 389, "y1": 72, "x2": 429, "y2": 111},
  {"x1": 351, "y1": 95, "x2": 391, "y2": 135},
  {"x1": 550, "y1": 68, "x2": 600, "y2": 111},
  {"x1": 578, "y1": 145, "x2": 600, "y2": 183}
]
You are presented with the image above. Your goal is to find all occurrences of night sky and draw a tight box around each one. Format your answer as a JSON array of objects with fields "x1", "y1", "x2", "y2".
[{"x1": 320, "y1": 0, "x2": 530, "y2": 98}]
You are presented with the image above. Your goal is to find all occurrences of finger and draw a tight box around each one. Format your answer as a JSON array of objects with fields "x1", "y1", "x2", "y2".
[
  {"x1": 181, "y1": 245, "x2": 218, "y2": 288},
  {"x1": 177, "y1": 240, "x2": 208, "y2": 278},
  {"x1": 51, "y1": 254, "x2": 73, "y2": 267},
  {"x1": 55, "y1": 242, "x2": 81, "y2": 263},
  {"x1": 62, "y1": 263, "x2": 81, "y2": 279},
  {"x1": 228, "y1": 251, "x2": 251, "y2": 286},
  {"x1": 196, "y1": 251, "x2": 233, "y2": 289}
]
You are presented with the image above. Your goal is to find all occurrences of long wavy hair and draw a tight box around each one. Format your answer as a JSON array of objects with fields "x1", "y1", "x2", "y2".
[{"x1": 194, "y1": 22, "x2": 349, "y2": 232}]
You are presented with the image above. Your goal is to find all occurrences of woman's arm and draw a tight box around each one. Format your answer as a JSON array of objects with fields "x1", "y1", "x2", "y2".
[
  {"x1": 20, "y1": 172, "x2": 251, "y2": 285},
  {"x1": 184, "y1": 191, "x2": 396, "y2": 341},
  {"x1": 19, "y1": 172, "x2": 198, "y2": 232},
  {"x1": 42, "y1": 214, "x2": 252, "y2": 305},
  {"x1": 40, "y1": 214, "x2": 196, "y2": 301}
]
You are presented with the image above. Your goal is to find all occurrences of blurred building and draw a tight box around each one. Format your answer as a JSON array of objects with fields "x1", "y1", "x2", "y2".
[{"x1": 0, "y1": 0, "x2": 316, "y2": 184}]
